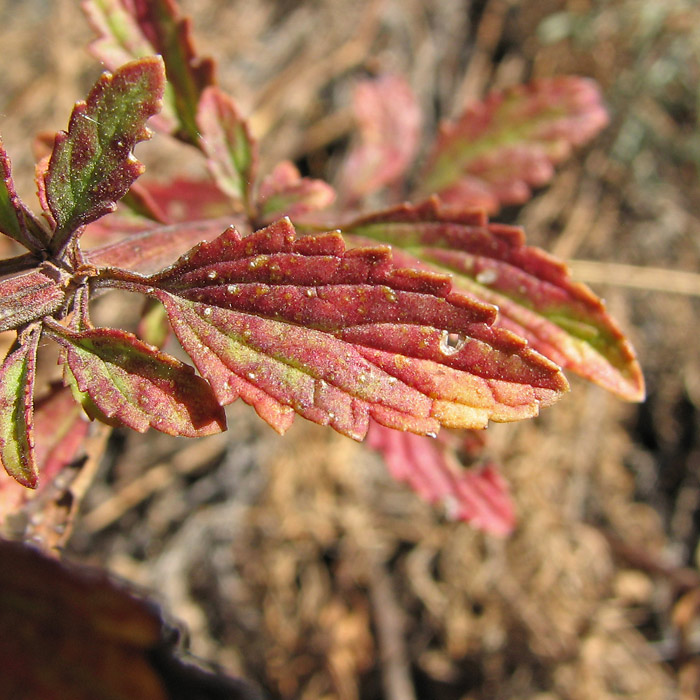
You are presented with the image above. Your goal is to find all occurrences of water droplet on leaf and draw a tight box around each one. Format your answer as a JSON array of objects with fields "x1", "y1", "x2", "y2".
[{"x1": 439, "y1": 330, "x2": 466, "y2": 355}]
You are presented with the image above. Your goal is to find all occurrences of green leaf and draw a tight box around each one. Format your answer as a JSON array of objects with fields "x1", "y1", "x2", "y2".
[
  {"x1": 196, "y1": 86, "x2": 258, "y2": 208},
  {"x1": 345, "y1": 198, "x2": 645, "y2": 401},
  {"x1": 46, "y1": 323, "x2": 226, "y2": 437},
  {"x1": 147, "y1": 219, "x2": 568, "y2": 440},
  {"x1": 43, "y1": 56, "x2": 166, "y2": 255},
  {"x1": 0, "y1": 327, "x2": 40, "y2": 488},
  {"x1": 0, "y1": 138, "x2": 50, "y2": 253},
  {"x1": 418, "y1": 76, "x2": 609, "y2": 212}
]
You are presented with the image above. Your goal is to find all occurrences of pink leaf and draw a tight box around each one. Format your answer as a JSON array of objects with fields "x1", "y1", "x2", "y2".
[
  {"x1": 346, "y1": 198, "x2": 644, "y2": 401},
  {"x1": 147, "y1": 218, "x2": 568, "y2": 439},
  {"x1": 258, "y1": 161, "x2": 336, "y2": 224},
  {"x1": 419, "y1": 76, "x2": 609, "y2": 212},
  {"x1": 367, "y1": 421, "x2": 515, "y2": 535},
  {"x1": 338, "y1": 75, "x2": 422, "y2": 203}
]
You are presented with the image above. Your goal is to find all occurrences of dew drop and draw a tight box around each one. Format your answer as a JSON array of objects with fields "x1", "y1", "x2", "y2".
[
  {"x1": 305, "y1": 288, "x2": 317, "y2": 298},
  {"x1": 247, "y1": 372, "x2": 256, "y2": 380},
  {"x1": 145, "y1": 287, "x2": 154, "y2": 294},
  {"x1": 227, "y1": 284, "x2": 239, "y2": 293},
  {"x1": 476, "y1": 268, "x2": 497, "y2": 285},
  {"x1": 207, "y1": 270, "x2": 218, "y2": 280},
  {"x1": 203, "y1": 307, "x2": 213, "y2": 316},
  {"x1": 426, "y1": 431, "x2": 438, "y2": 439},
  {"x1": 439, "y1": 330, "x2": 466, "y2": 355},
  {"x1": 387, "y1": 376, "x2": 398, "y2": 385}
]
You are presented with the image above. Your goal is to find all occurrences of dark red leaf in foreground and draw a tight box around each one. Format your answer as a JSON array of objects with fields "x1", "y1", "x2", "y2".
[
  {"x1": 346, "y1": 198, "x2": 644, "y2": 401},
  {"x1": 42, "y1": 57, "x2": 165, "y2": 254},
  {"x1": 148, "y1": 218, "x2": 567, "y2": 439},
  {"x1": 0, "y1": 539, "x2": 261, "y2": 700},
  {"x1": 418, "y1": 77, "x2": 609, "y2": 212},
  {"x1": 47, "y1": 324, "x2": 226, "y2": 437},
  {"x1": 368, "y1": 421, "x2": 515, "y2": 535}
]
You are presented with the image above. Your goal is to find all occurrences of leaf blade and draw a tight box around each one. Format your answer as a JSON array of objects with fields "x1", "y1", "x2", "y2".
[
  {"x1": 418, "y1": 76, "x2": 609, "y2": 212},
  {"x1": 196, "y1": 86, "x2": 258, "y2": 208},
  {"x1": 0, "y1": 328, "x2": 41, "y2": 487},
  {"x1": 148, "y1": 219, "x2": 568, "y2": 439},
  {"x1": 46, "y1": 324, "x2": 226, "y2": 437},
  {"x1": 345, "y1": 198, "x2": 644, "y2": 401},
  {"x1": 43, "y1": 56, "x2": 166, "y2": 253}
]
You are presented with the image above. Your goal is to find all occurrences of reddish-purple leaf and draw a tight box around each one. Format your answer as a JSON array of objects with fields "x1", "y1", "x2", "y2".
[
  {"x1": 84, "y1": 0, "x2": 215, "y2": 144},
  {"x1": 196, "y1": 87, "x2": 258, "y2": 208},
  {"x1": 42, "y1": 57, "x2": 166, "y2": 255},
  {"x1": 137, "y1": 177, "x2": 236, "y2": 222},
  {"x1": 46, "y1": 323, "x2": 226, "y2": 437},
  {"x1": 0, "y1": 327, "x2": 40, "y2": 487},
  {"x1": 338, "y1": 75, "x2": 422, "y2": 203},
  {"x1": 0, "y1": 539, "x2": 261, "y2": 700},
  {"x1": 0, "y1": 138, "x2": 50, "y2": 253},
  {"x1": 147, "y1": 218, "x2": 567, "y2": 439},
  {"x1": 0, "y1": 269, "x2": 66, "y2": 333},
  {"x1": 418, "y1": 77, "x2": 609, "y2": 212},
  {"x1": 367, "y1": 421, "x2": 515, "y2": 535},
  {"x1": 345, "y1": 198, "x2": 645, "y2": 401},
  {"x1": 258, "y1": 161, "x2": 336, "y2": 224}
]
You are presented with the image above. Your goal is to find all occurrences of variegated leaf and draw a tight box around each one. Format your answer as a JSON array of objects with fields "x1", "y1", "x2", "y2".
[
  {"x1": 0, "y1": 328, "x2": 40, "y2": 487},
  {"x1": 418, "y1": 77, "x2": 609, "y2": 212},
  {"x1": 345, "y1": 198, "x2": 644, "y2": 401},
  {"x1": 46, "y1": 324, "x2": 226, "y2": 437},
  {"x1": 196, "y1": 87, "x2": 258, "y2": 208},
  {"x1": 146, "y1": 218, "x2": 568, "y2": 439},
  {"x1": 42, "y1": 57, "x2": 165, "y2": 255}
]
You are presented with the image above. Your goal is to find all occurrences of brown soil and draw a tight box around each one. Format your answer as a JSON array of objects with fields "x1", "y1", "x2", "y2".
[{"x1": 1, "y1": 1, "x2": 699, "y2": 698}]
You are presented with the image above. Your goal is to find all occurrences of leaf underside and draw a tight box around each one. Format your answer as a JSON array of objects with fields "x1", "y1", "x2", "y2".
[
  {"x1": 146, "y1": 218, "x2": 567, "y2": 440},
  {"x1": 42, "y1": 56, "x2": 165, "y2": 253},
  {"x1": 345, "y1": 198, "x2": 644, "y2": 401},
  {"x1": 0, "y1": 328, "x2": 40, "y2": 487},
  {"x1": 0, "y1": 270, "x2": 66, "y2": 334},
  {"x1": 418, "y1": 76, "x2": 609, "y2": 212},
  {"x1": 49, "y1": 325, "x2": 226, "y2": 437}
]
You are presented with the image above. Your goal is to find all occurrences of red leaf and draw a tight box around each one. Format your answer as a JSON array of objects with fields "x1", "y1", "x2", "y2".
[
  {"x1": 47, "y1": 324, "x2": 226, "y2": 437},
  {"x1": 42, "y1": 57, "x2": 166, "y2": 254},
  {"x1": 258, "y1": 161, "x2": 336, "y2": 224},
  {"x1": 196, "y1": 87, "x2": 258, "y2": 208},
  {"x1": 147, "y1": 219, "x2": 567, "y2": 439},
  {"x1": 338, "y1": 75, "x2": 422, "y2": 203},
  {"x1": 346, "y1": 198, "x2": 644, "y2": 401},
  {"x1": 367, "y1": 421, "x2": 515, "y2": 535},
  {"x1": 418, "y1": 76, "x2": 609, "y2": 212}
]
